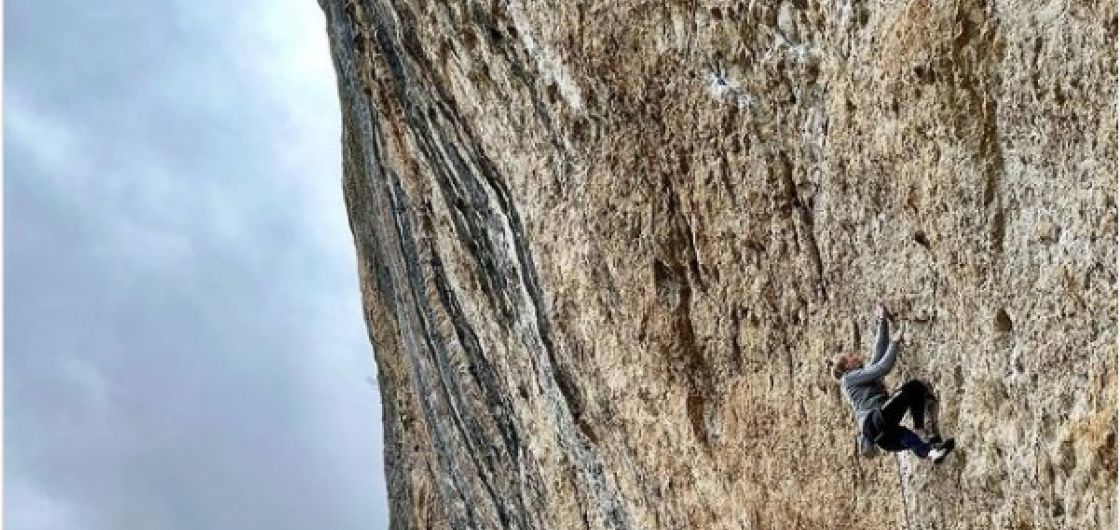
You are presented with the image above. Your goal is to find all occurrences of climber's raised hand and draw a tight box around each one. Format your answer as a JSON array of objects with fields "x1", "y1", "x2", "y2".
[{"x1": 875, "y1": 301, "x2": 893, "y2": 322}]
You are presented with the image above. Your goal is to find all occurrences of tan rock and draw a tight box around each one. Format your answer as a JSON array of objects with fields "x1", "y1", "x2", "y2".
[{"x1": 321, "y1": 0, "x2": 1117, "y2": 528}]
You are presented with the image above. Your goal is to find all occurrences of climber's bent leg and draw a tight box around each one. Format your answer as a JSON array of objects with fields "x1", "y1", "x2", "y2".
[
  {"x1": 875, "y1": 425, "x2": 931, "y2": 458},
  {"x1": 880, "y1": 379, "x2": 928, "y2": 430}
]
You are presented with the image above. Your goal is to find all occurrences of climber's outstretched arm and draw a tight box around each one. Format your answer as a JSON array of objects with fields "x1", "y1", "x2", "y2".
[
  {"x1": 845, "y1": 339, "x2": 902, "y2": 385},
  {"x1": 871, "y1": 316, "x2": 890, "y2": 364}
]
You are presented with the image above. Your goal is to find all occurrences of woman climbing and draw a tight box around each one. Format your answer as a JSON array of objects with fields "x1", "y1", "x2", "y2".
[{"x1": 832, "y1": 302, "x2": 955, "y2": 462}]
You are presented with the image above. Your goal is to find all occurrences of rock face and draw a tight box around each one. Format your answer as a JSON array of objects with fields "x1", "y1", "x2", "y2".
[{"x1": 320, "y1": 0, "x2": 1116, "y2": 528}]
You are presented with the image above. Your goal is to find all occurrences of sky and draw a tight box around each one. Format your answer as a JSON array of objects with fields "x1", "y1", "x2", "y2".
[{"x1": 5, "y1": 1, "x2": 389, "y2": 529}]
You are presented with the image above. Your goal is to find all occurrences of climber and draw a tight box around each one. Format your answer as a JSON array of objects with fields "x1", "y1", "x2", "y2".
[{"x1": 832, "y1": 302, "x2": 955, "y2": 463}]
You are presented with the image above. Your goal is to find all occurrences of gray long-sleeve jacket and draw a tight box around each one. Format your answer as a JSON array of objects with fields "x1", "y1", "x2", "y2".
[{"x1": 840, "y1": 318, "x2": 902, "y2": 456}]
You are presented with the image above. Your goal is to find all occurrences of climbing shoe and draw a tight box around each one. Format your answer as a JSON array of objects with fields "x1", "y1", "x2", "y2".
[{"x1": 929, "y1": 438, "x2": 955, "y2": 464}]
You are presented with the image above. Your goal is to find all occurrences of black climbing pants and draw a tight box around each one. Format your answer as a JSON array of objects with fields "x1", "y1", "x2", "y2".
[{"x1": 865, "y1": 380, "x2": 931, "y2": 457}]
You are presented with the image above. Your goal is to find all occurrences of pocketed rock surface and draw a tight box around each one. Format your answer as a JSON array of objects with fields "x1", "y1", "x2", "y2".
[{"x1": 320, "y1": 0, "x2": 1116, "y2": 528}]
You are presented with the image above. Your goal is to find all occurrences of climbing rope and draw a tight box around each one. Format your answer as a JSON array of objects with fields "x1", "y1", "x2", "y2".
[{"x1": 894, "y1": 454, "x2": 913, "y2": 530}]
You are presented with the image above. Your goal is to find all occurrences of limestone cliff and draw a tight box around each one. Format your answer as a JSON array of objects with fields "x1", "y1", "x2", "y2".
[{"x1": 320, "y1": 0, "x2": 1117, "y2": 528}]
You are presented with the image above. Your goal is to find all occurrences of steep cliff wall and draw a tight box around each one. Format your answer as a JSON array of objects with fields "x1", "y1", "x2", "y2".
[{"x1": 320, "y1": 0, "x2": 1117, "y2": 528}]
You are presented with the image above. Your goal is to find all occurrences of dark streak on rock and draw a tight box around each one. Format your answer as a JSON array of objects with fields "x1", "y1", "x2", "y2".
[
  {"x1": 776, "y1": 151, "x2": 828, "y2": 301},
  {"x1": 326, "y1": 1, "x2": 635, "y2": 528},
  {"x1": 660, "y1": 172, "x2": 715, "y2": 448}
]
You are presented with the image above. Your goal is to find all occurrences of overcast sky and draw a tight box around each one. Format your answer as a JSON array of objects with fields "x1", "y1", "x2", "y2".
[{"x1": 6, "y1": 1, "x2": 388, "y2": 528}]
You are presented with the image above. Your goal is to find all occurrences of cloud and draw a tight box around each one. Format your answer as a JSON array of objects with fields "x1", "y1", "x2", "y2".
[
  {"x1": 6, "y1": 1, "x2": 388, "y2": 529},
  {"x1": 6, "y1": 481, "x2": 86, "y2": 530}
]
